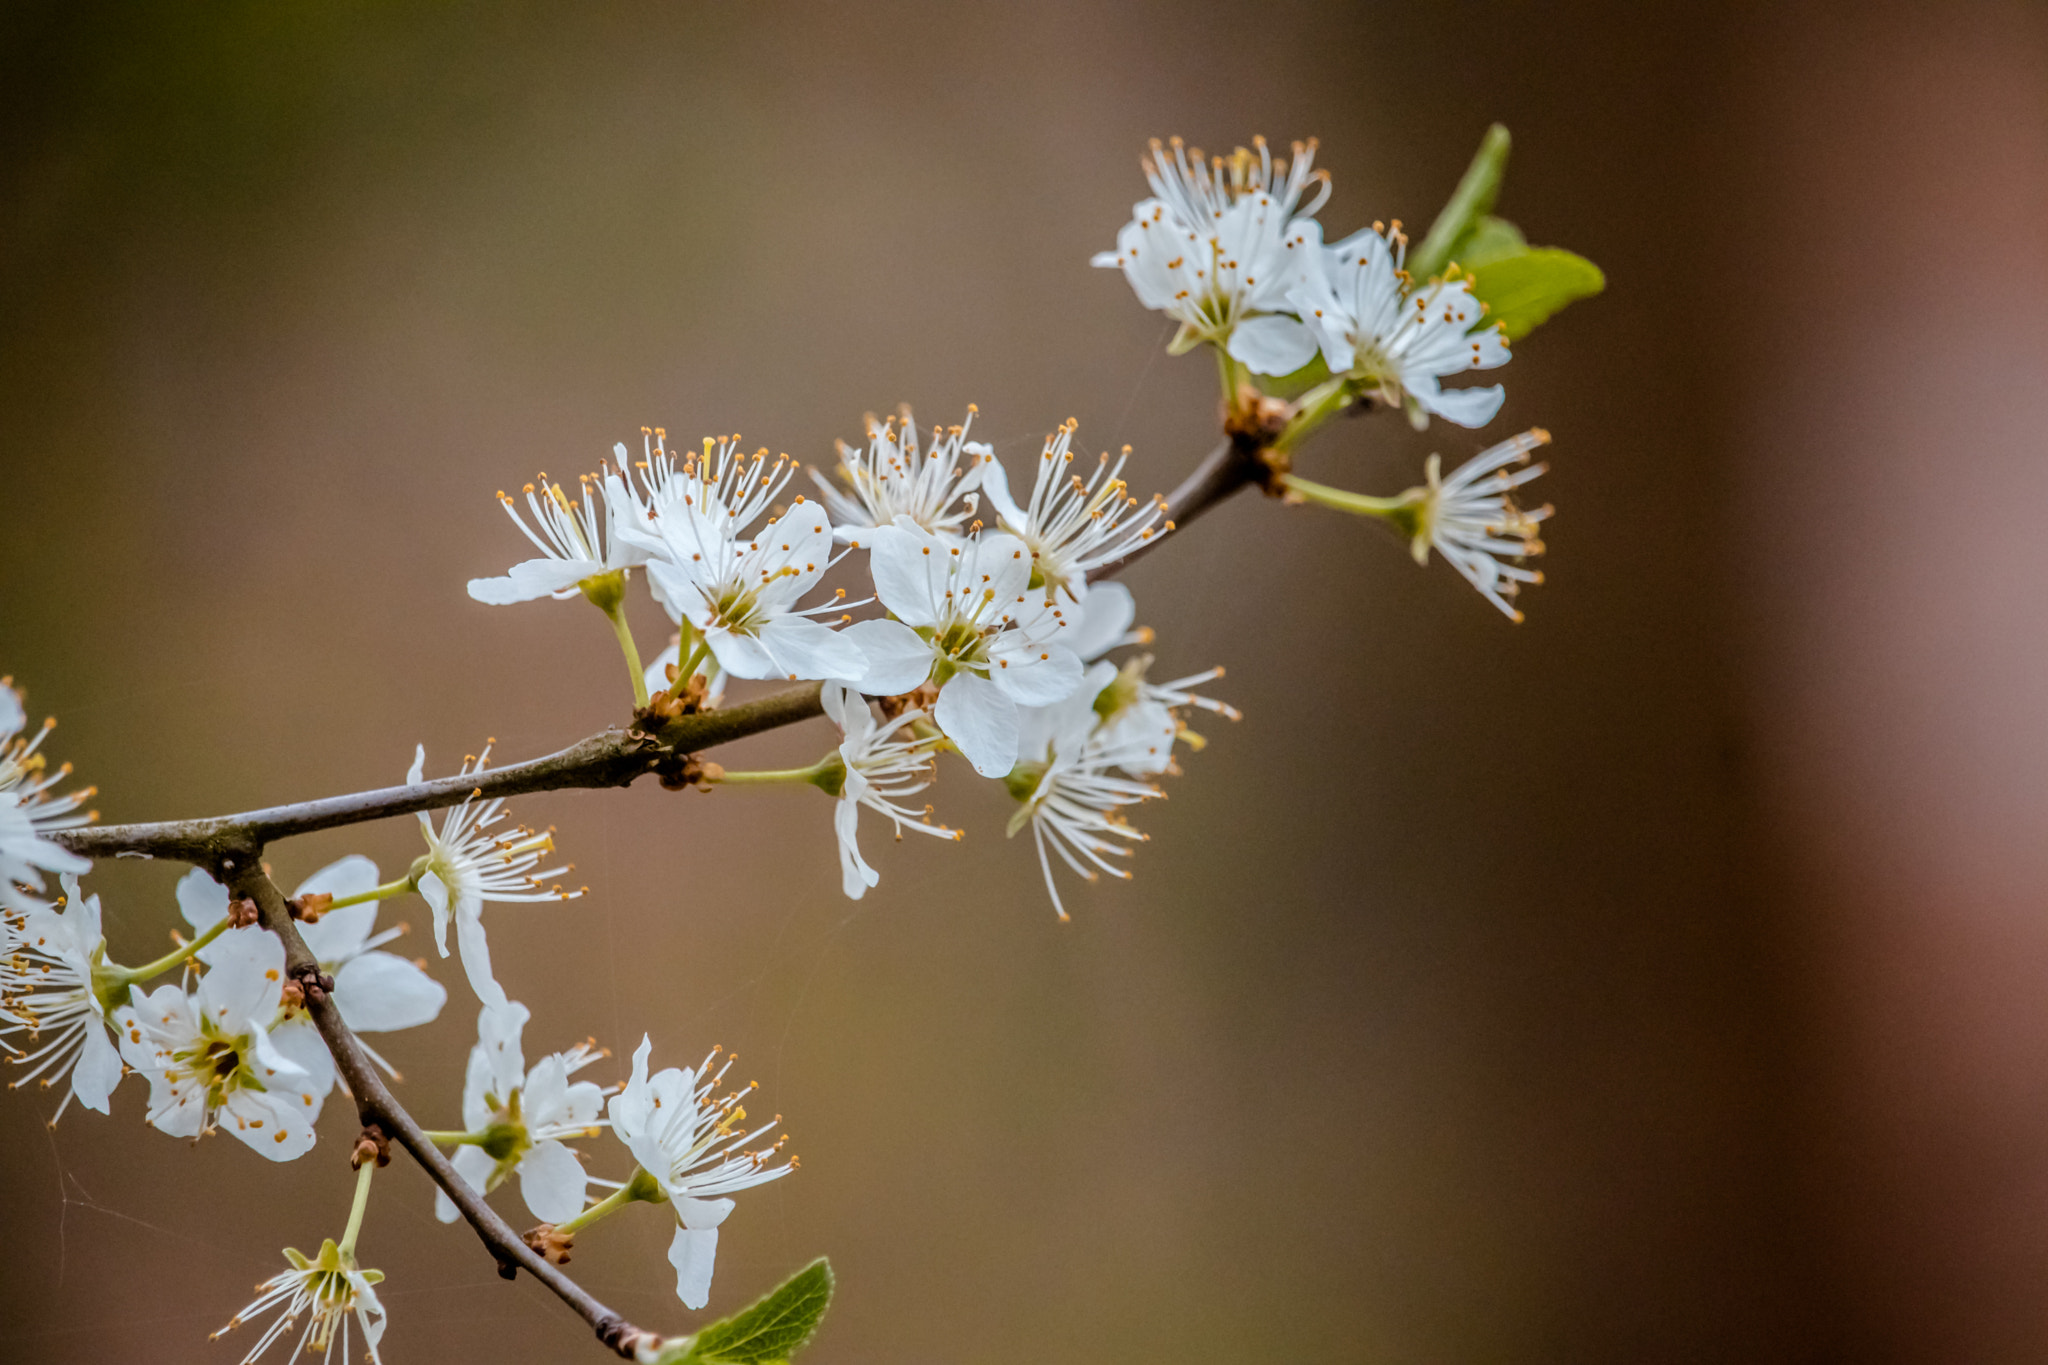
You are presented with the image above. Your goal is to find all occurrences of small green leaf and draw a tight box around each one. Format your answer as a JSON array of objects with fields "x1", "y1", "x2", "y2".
[
  {"x1": 1408, "y1": 123, "x2": 1510, "y2": 283},
  {"x1": 680, "y1": 1259, "x2": 835, "y2": 1365},
  {"x1": 1466, "y1": 247, "x2": 1606, "y2": 341},
  {"x1": 1446, "y1": 215, "x2": 1526, "y2": 270}
]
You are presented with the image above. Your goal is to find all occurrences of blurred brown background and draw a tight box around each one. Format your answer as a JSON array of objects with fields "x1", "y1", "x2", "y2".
[{"x1": 3, "y1": 1, "x2": 2046, "y2": 1360}]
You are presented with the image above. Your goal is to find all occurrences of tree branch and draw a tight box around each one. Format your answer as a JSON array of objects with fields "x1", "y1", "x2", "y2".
[
  {"x1": 220, "y1": 852, "x2": 665, "y2": 1360},
  {"x1": 1091, "y1": 436, "x2": 1259, "y2": 581},
  {"x1": 52, "y1": 683, "x2": 828, "y2": 862},
  {"x1": 40, "y1": 428, "x2": 1268, "y2": 1357},
  {"x1": 50, "y1": 433, "x2": 1262, "y2": 866}
]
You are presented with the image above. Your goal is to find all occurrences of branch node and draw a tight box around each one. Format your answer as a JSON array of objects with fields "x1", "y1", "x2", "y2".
[
  {"x1": 290, "y1": 962, "x2": 335, "y2": 1004},
  {"x1": 289, "y1": 891, "x2": 333, "y2": 923},
  {"x1": 655, "y1": 753, "x2": 722, "y2": 792},
  {"x1": 634, "y1": 672, "x2": 712, "y2": 728},
  {"x1": 352, "y1": 1123, "x2": 391, "y2": 1169},
  {"x1": 524, "y1": 1222, "x2": 575, "y2": 1265},
  {"x1": 596, "y1": 1313, "x2": 657, "y2": 1358}
]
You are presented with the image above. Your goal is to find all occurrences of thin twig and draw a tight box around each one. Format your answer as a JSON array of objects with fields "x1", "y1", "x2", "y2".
[
  {"x1": 52, "y1": 683, "x2": 828, "y2": 862},
  {"x1": 221, "y1": 852, "x2": 664, "y2": 1359},
  {"x1": 1091, "y1": 436, "x2": 1257, "y2": 581}
]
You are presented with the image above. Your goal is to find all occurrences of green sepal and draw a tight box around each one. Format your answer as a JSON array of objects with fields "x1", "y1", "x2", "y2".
[
  {"x1": 651, "y1": 1259, "x2": 835, "y2": 1365},
  {"x1": 282, "y1": 1246, "x2": 313, "y2": 1272},
  {"x1": 1165, "y1": 323, "x2": 1203, "y2": 356},
  {"x1": 1408, "y1": 123, "x2": 1510, "y2": 283},
  {"x1": 578, "y1": 568, "x2": 628, "y2": 614},
  {"x1": 1465, "y1": 247, "x2": 1606, "y2": 341}
]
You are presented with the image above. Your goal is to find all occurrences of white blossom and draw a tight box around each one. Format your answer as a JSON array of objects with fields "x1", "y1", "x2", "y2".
[
  {"x1": 808, "y1": 406, "x2": 988, "y2": 543},
  {"x1": 119, "y1": 924, "x2": 322, "y2": 1160},
  {"x1": 1007, "y1": 696, "x2": 1164, "y2": 921},
  {"x1": 0, "y1": 683, "x2": 93, "y2": 915},
  {"x1": 409, "y1": 744, "x2": 582, "y2": 1011},
  {"x1": 607, "y1": 1035, "x2": 793, "y2": 1311},
  {"x1": 467, "y1": 468, "x2": 645, "y2": 605},
  {"x1": 179, "y1": 860, "x2": 450, "y2": 1098},
  {"x1": 819, "y1": 683, "x2": 959, "y2": 901},
  {"x1": 1089, "y1": 656, "x2": 1240, "y2": 778},
  {"x1": 1291, "y1": 224, "x2": 1511, "y2": 429},
  {"x1": 1412, "y1": 429, "x2": 1553, "y2": 620},
  {"x1": 614, "y1": 434, "x2": 867, "y2": 684},
  {"x1": 1092, "y1": 136, "x2": 1328, "y2": 375},
  {"x1": 0, "y1": 873, "x2": 124, "y2": 1118},
  {"x1": 841, "y1": 521, "x2": 1084, "y2": 777},
  {"x1": 214, "y1": 1240, "x2": 386, "y2": 1365},
  {"x1": 434, "y1": 999, "x2": 608, "y2": 1227},
  {"x1": 978, "y1": 421, "x2": 1171, "y2": 605},
  {"x1": 632, "y1": 496, "x2": 864, "y2": 684}
]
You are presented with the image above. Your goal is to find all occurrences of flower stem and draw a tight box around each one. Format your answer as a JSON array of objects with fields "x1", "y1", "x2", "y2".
[
  {"x1": 714, "y1": 755, "x2": 837, "y2": 789},
  {"x1": 1214, "y1": 344, "x2": 1246, "y2": 411},
  {"x1": 421, "y1": 1129, "x2": 487, "y2": 1146},
  {"x1": 117, "y1": 914, "x2": 233, "y2": 985},
  {"x1": 339, "y1": 1158, "x2": 375, "y2": 1259},
  {"x1": 606, "y1": 603, "x2": 650, "y2": 709},
  {"x1": 1270, "y1": 377, "x2": 1355, "y2": 454},
  {"x1": 320, "y1": 877, "x2": 415, "y2": 912},
  {"x1": 554, "y1": 1167, "x2": 664, "y2": 1236},
  {"x1": 1277, "y1": 473, "x2": 1418, "y2": 519}
]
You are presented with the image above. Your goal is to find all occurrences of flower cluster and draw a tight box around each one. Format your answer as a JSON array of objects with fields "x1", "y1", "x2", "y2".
[
  {"x1": 1096, "y1": 135, "x2": 1556, "y2": 616},
  {"x1": 0, "y1": 126, "x2": 1599, "y2": 1364},
  {"x1": 469, "y1": 404, "x2": 1234, "y2": 914}
]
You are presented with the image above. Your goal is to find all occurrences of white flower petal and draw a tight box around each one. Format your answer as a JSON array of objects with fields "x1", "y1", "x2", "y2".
[
  {"x1": 667, "y1": 1224, "x2": 722, "y2": 1311},
  {"x1": 1226, "y1": 314, "x2": 1319, "y2": 376},
  {"x1": 518, "y1": 1139, "x2": 588, "y2": 1225},
  {"x1": 840, "y1": 619, "x2": 934, "y2": 696},
  {"x1": 935, "y1": 674, "x2": 1020, "y2": 778},
  {"x1": 334, "y1": 952, "x2": 447, "y2": 1033}
]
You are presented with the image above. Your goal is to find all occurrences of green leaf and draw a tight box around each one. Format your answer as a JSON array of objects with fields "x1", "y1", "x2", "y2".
[
  {"x1": 1407, "y1": 123, "x2": 1510, "y2": 283},
  {"x1": 1446, "y1": 215, "x2": 1526, "y2": 270},
  {"x1": 672, "y1": 1259, "x2": 835, "y2": 1365},
  {"x1": 1465, "y1": 247, "x2": 1606, "y2": 341}
]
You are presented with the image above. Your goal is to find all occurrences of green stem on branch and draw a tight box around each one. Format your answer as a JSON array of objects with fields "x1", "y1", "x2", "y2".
[{"x1": 339, "y1": 1157, "x2": 376, "y2": 1260}]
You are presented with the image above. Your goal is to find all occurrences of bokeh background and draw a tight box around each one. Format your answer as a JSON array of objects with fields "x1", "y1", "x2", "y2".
[{"x1": 3, "y1": 1, "x2": 2045, "y2": 1360}]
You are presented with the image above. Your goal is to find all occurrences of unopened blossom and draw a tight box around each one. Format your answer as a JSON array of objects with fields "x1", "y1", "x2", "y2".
[
  {"x1": 467, "y1": 468, "x2": 646, "y2": 605},
  {"x1": 979, "y1": 421, "x2": 1171, "y2": 605},
  {"x1": 119, "y1": 924, "x2": 322, "y2": 1160},
  {"x1": 409, "y1": 744, "x2": 582, "y2": 1011},
  {"x1": 631, "y1": 495, "x2": 866, "y2": 684},
  {"x1": 215, "y1": 1239, "x2": 386, "y2": 1365},
  {"x1": 1290, "y1": 223, "x2": 1511, "y2": 429},
  {"x1": 841, "y1": 521, "x2": 1084, "y2": 778},
  {"x1": 434, "y1": 999, "x2": 608, "y2": 1227},
  {"x1": 180, "y1": 860, "x2": 449, "y2": 1097},
  {"x1": 1409, "y1": 429, "x2": 1553, "y2": 620},
  {"x1": 809, "y1": 406, "x2": 989, "y2": 543},
  {"x1": 0, "y1": 682, "x2": 94, "y2": 915},
  {"x1": 1092, "y1": 136, "x2": 1329, "y2": 375},
  {"x1": 819, "y1": 683, "x2": 959, "y2": 901},
  {"x1": 608, "y1": 1035, "x2": 794, "y2": 1310},
  {"x1": 1, "y1": 873, "x2": 124, "y2": 1118},
  {"x1": 1006, "y1": 704, "x2": 1163, "y2": 921}
]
